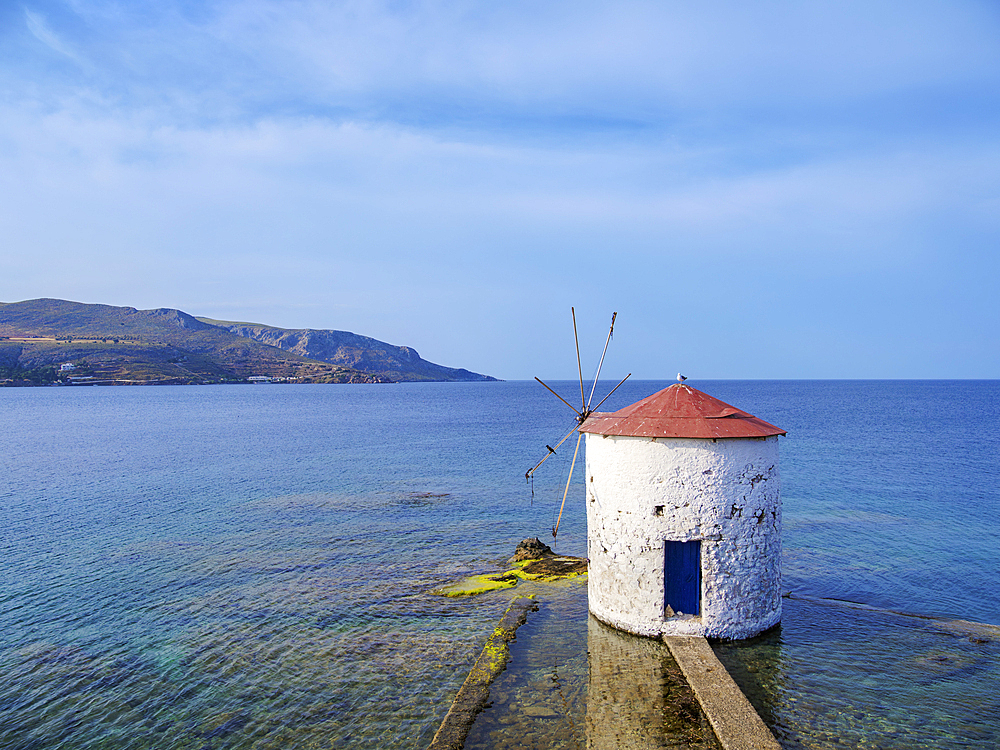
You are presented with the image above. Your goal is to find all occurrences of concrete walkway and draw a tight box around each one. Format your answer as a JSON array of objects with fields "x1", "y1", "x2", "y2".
[
  {"x1": 664, "y1": 636, "x2": 782, "y2": 750},
  {"x1": 429, "y1": 599, "x2": 783, "y2": 750},
  {"x1": 428, "y1": 596, "x2": 538, "y2": 750}
]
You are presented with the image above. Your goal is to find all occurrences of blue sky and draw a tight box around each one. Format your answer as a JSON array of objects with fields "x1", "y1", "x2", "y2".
[{"x1": 2, "y1": 1, "x2": 998, "y2": 380}]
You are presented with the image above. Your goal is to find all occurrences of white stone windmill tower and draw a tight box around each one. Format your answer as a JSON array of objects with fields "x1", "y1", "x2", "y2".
[
  {"x1": 579, "y1": 382, "x2": 786, "y2": 640},
  {"x1": 527, "y1": 312, "x2": 786, "y2": 641}
]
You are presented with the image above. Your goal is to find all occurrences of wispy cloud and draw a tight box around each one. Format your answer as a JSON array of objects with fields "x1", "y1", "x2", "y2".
[
  {"x1": 11, "y1": 1, "x2": 1000, "y2": 135},
  {"x1": 2, "y1": 0, "x2": 999, "y2": 377},
  {"x1": 23, "y1": 7, "x2": 80, "y2": 62}
]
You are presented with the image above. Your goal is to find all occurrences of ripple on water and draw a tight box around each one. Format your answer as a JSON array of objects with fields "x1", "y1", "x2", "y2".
[
  {"x1": 0, "y1": 526, "x2": 515, "y2": 750},
  {"x1": 4, "y1": 381, "x2": 1000, "y2": 750},
  {"x1": 713, "y1": 597, "x2": 1000, "y2": 750}
]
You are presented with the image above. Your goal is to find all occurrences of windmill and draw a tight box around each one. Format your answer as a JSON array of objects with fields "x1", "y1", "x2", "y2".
[{"x1": 525, "y1": 308, "x2": 631, "y2": 543}]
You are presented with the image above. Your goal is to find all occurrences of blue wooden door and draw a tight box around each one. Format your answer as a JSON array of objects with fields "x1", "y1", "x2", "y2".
[{"x1": 664, "y1": 541, "x2": 701, "y2": 616}]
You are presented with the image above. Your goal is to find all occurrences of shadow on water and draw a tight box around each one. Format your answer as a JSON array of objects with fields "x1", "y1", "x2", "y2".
[
  {"x1": 462, "y1": 580, "x2": 719, "y2": 750},
  {"x1": 585, "y1": 618, "x2": 720, "y2": 750},
  {"x1": 461, "y1": 584, "x2": 1000, "y2": 750}
]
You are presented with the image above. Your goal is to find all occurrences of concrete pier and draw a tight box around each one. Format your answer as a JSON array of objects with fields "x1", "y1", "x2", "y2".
[
  {"x1": 664, "y1": 635, "x2": 782, "y2": 750},
  {"x1": 432, "y1": 598, "x2": 782, "y2": 750}
]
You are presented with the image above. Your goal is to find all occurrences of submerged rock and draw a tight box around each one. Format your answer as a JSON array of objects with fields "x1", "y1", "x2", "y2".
[
  {"x1": 510, "y1": 537, "x2": 554, "y2": 563},
  {"x1": 518, "y1": 556, "x2": 588, "y2": 579}
]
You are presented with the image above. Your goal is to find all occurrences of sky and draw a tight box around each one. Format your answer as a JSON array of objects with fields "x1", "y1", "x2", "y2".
[{"x1": 2, "y1": 1, "x2": 999, "y2": 380}]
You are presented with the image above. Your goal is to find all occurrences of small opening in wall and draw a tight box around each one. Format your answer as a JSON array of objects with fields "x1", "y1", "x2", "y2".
[{"x1": 653, "y1": 505, "x2": 664, "y2": 516}]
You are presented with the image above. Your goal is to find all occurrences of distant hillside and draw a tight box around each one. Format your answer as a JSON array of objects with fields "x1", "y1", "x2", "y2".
[
  {"x1": 0, "y1": 299, "x2": 494, "y2": 386},
  {"x1": 0, "y1": 299, "x2": 387, "y2": 385},
  {"x1": 200, "y1": 319, "x2": 496, "y2": 383}
]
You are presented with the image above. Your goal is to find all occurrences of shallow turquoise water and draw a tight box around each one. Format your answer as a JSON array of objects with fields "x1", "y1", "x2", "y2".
[{"x1": 1, "y1": 380, "x2": 998, "y2": 748}]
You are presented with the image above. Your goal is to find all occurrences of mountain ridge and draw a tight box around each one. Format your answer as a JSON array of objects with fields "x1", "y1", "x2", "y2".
[
  {"x1": 0, "y1": 299, "x2": 494, "y2": 385},
  {"x1": 201, "y1": 318, "x2": 494, "y2": 383}
]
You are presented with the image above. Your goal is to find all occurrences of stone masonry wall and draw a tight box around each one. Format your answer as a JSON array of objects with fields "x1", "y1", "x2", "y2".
[{"x1": 585, "y1": 434, "x2": 781, "y2": 640}]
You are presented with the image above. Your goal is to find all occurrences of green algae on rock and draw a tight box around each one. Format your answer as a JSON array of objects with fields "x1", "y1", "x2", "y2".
[
  {"x1": 434, "y1": 549, "x2": 588, "y2": 598},
  {"x1": 436, "y1": 572, "x2": 522, "y2": 597},
  {"x1": 428, "y1": 596, "x2": 538, "y2": 750}
]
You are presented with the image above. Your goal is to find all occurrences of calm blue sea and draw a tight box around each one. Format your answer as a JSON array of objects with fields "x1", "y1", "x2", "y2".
[{"x1": 1, "y1": 380, "x2": 998, "y2": 749}]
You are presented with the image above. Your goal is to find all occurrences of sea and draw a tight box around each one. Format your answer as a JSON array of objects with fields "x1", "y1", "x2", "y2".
[{"x1": 1, "y1": 380, "x2": 998, "y2": 749}]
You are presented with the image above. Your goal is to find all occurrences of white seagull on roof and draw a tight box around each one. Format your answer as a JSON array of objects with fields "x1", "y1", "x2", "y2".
[{"x1": 677, "y1": 373, "x2": 687, "y2": 383}]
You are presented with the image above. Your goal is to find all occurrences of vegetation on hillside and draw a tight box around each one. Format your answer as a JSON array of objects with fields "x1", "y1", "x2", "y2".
[
  {"x1": 0, "y1": 364, "x2": 58, "y2": 385},
  {"x1": 202, "y1": 320, "x2": 497, "y2": 382},
  {"x1": 0, "y1": 299, "x2": 390, "y2": 386}
]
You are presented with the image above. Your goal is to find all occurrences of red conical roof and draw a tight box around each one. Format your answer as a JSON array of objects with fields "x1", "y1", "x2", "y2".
[{"x1": 579, "y1": 383, "x2": 786, "y2": 439}]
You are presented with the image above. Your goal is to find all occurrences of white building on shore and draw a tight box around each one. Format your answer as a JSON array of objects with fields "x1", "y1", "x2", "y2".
[{"x1": 579, "y1": 383, "x2": 785, "y2": 640}]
